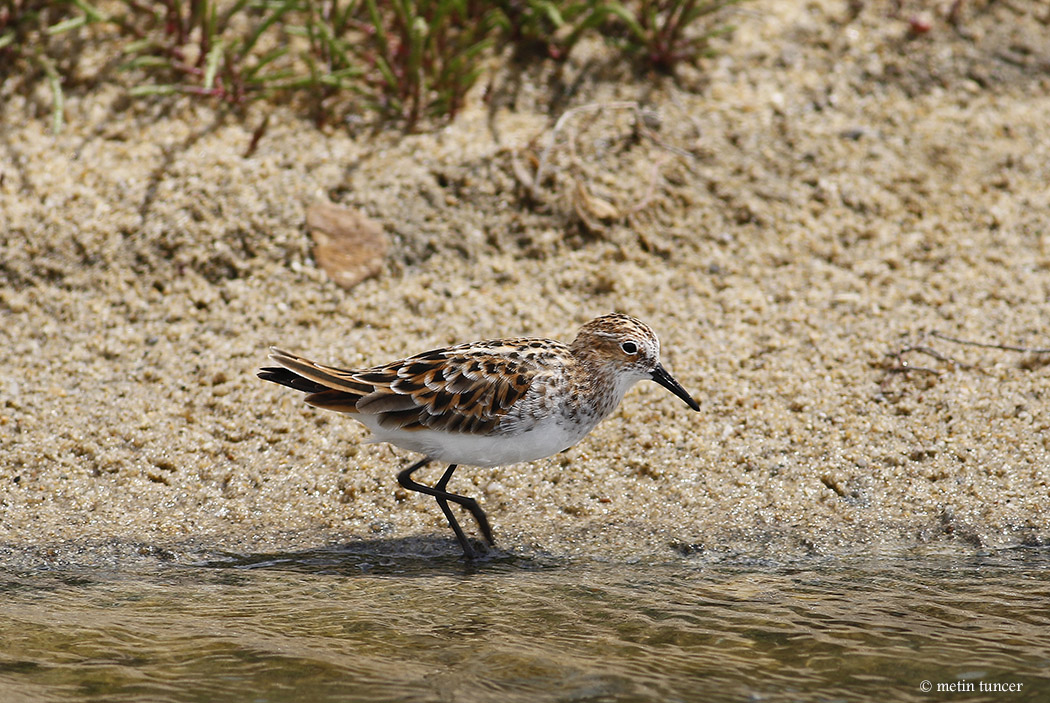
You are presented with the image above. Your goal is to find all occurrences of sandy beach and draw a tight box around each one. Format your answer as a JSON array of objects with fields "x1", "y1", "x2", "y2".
[{"x1": 2, "y1": 0, "x2": 1048, "y2": 566}]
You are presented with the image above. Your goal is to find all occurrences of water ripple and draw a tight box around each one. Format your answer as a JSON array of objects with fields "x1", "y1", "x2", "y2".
[{"x1": 0, "y1": 549, "x2": 1048, "y2": 702}]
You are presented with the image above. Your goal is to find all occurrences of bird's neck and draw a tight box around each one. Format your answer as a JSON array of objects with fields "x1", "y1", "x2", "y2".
[{"x1": 568, "y1": 353, "x2": 634, "y2": 424}]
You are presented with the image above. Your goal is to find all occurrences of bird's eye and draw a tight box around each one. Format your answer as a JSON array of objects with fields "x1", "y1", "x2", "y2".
[{"x1": 621, "y1": 341, "x2": 639, "y2": 355}]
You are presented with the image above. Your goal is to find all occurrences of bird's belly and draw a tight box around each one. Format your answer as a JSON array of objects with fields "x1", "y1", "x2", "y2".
[{"x1": 358, "y1": 416, "x2": 591, "y2": 468}]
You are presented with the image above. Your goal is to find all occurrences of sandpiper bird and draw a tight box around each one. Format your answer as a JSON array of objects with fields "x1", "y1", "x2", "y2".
[{"x1": 259, "y1": 313, "x2": 699, "y2": 558}]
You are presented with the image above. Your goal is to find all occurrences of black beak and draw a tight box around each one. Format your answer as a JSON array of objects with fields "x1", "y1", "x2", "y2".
[{"x1": 650, "y1": 363, "x2": 700, "y2": 411}]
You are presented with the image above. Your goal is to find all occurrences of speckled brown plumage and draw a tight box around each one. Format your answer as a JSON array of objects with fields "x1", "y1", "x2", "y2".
[{"x1": 259, "y1": 313, "x2": 699, "y2": 559}]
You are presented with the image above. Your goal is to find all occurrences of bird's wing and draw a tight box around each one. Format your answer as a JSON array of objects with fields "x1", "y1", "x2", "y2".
[{"x1": 262, "y1": 341, "x2": 560, "y2": 435}]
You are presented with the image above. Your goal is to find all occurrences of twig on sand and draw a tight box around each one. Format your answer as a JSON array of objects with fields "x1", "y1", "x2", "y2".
[
  {"x1": 244, "y1": 114, "x2": 270, "y2": 158},
  {"x1": 515, "y1": 101, "x2": 639, "y2": 199},
  {"x1": 930, "y1": 331, "x2": 1050, "y2": 355},
  {"x1": 883, "y1": 345, "x2": 975, "y2": 377},
  {"x1": 881, "y1": 329, "x2": 1050, "y2": 389},
  {"x1": 626, "y1": 153, "x2": 671, "y2": 215},
  {"x1": 513, "y1": 100, "x2": 697, "y2": 203}
]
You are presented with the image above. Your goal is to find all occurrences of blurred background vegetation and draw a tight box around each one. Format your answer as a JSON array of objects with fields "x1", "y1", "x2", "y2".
[{"x1": 0, "y1": 0, "x2": 741, "y2": 132}]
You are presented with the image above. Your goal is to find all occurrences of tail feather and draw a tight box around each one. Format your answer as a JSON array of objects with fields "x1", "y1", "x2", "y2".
[
  {"x1": 268, "y1": 348, "x2": 373, "y2": 395},
  {"x1": 258, "y1": 367, "x2": 329, "y2": 394},
  {"x1": 259, "y1": 348, "x2": 371, "y2": 414},
  {"x1": 302, "y1": 389, "x2": 368, "y2": 413}
]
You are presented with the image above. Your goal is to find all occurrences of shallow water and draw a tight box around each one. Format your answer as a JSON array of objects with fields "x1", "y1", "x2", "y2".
[{"x1": 1, "y1": 546, "x2": 1047, "y2": 702}]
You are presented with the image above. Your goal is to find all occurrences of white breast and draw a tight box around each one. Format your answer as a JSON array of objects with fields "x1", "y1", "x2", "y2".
[{"x1": 356, "y1": 413, "x2": 594, "y2": 468}]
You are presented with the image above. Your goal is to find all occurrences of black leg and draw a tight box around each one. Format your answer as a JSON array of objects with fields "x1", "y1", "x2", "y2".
[
  {"x1": 396, "y1": 459, "x2": 495, "y2": 558},
  {"x1": 434, "y1": 464, "x2": 494, "y2": 548}
]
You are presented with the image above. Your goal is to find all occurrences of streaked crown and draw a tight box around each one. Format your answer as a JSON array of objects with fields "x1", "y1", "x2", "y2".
[{"x1": 569, "y1": 313, "x2": 662, "y2": 379}]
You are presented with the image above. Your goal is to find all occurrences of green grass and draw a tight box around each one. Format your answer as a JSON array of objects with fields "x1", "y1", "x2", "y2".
[
  {"x1": 1, "y1": 0, "x2": 82, "y2": 131},
  {"x1": 599, "y1": 0, "x2": 744, "y2": 72},
  {"x1": 0, "y1": 0, "x2": 744, "y2": 133}
]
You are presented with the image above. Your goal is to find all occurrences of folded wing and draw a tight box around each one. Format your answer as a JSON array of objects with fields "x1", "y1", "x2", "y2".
[{"x1": 259, "y1": 344, "x2": 545, "y2": 435}]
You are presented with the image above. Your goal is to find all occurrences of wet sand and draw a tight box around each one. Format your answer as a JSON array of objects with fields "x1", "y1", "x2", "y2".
[{"x1": 1, "y1": 0, "x2": 1048, "y2": 565}]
